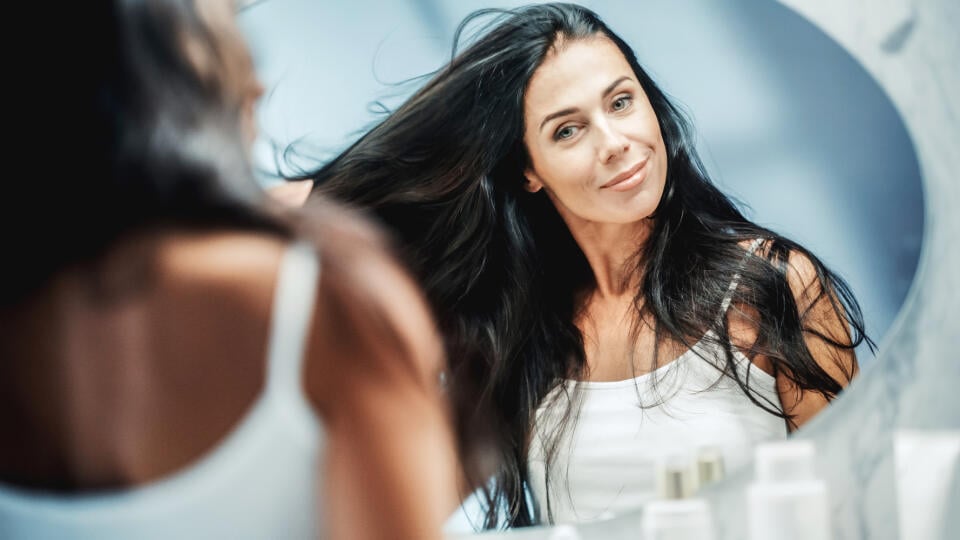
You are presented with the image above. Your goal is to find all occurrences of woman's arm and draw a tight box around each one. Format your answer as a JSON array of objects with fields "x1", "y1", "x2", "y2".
[
  {"x1": 300, "y1": 205, "x2": 459, "y2": 540},
  {"x1": 776, "y1": 250, "x2": 859, "y2": 431},
  {"x1": 726, "y1": 244, "x2": 859, "y2": 432}
]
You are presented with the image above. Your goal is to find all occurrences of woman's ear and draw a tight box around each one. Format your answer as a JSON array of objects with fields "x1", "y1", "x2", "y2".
[{"x1": 523, "y1": 169, "x2": 544, "y2": 193}]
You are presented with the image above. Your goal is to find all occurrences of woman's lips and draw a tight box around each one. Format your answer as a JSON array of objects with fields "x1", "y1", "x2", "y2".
[{"x1": 602, "y1": 157, "x2": 650, "y2": 191}]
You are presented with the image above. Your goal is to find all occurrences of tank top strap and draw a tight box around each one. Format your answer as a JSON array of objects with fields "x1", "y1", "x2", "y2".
[
  {"x1": 717, "y1": 238, "x2": 767, "y2": 320},
  {"x1": 263, "y1": 240, "x2": 322, "y2": 442}
]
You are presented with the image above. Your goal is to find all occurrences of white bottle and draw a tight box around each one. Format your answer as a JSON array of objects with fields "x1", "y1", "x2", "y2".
[
  {"x1": 695, "y1": 445, "x2": 726, "y2": 493},
  {"x1": 747, "y1": 440, "x2": 831, "y2": 540},
  {"x1": 643, "y1": 457, "x2": 716, "y2": 540}
]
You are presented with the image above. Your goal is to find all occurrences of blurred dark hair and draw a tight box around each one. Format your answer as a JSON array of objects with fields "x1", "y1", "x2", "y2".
[
  {"x1": 297, "y1": 2, "x2": 871, "y2": 528},
  {"x1": 4, "y1": 0, "x2": 282, "y2": 305}
]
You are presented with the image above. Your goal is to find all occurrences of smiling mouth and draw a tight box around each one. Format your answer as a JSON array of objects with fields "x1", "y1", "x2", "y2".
[{"x1": 601, "y1": 158, "x2": 650, "y2": 190}]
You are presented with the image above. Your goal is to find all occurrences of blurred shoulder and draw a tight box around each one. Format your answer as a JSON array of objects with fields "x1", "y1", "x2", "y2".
[
  {"x1": 267, "y1": 179, "x2": 314, "y2": 207},
  {"x1": 292, "y1": 197, "x2": 444, "y2": 407}
]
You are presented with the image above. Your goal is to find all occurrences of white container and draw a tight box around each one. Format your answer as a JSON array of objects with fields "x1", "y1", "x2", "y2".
[
  {"x1": 747, "y1": 440, "x2": 830, "y2": 540},
  {"x1": 642, "y1": 498, "x2": 716, "y2": 540},
  {"x1": 547, "y1": 524, "x2": 581, "y2": 540},
  {"x1": 643, "y1": 457, "x2": 716, "y2": 540},
  {"x1": 656, "y1": 454, "x2": 696, "y2": 500},
  {"x1": 695, "y1": 446, "x2": 726, "y2": 492},
  {"x1": 893, "y1": 430, "x2": 960, "y2": 540}
]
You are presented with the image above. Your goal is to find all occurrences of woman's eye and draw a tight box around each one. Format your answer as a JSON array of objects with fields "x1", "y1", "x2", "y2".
[
  {"x1": 554, "y1": 125, "x2": 579, "y2": 141},
  {"x1": 612, "y1": 95, "x2": 633, "y2": 111}
]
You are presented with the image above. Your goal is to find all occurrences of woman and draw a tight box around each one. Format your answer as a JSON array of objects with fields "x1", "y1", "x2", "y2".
[
  {"x1": 0, "y1": 1, "x2": 458, "y2": 538},
  {"x1": 288, "y1": 2, "x2": 871, "y2": 528}
]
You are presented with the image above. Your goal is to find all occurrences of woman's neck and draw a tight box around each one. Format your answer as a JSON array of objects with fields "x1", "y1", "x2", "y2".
[{"x1": 558, "y1": 210, "x2": 654, "y2": 299}]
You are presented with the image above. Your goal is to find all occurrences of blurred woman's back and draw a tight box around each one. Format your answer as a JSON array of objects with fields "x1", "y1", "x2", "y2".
[{"x1": 0, "y1": 1, "x2": 458, "y2": 538}]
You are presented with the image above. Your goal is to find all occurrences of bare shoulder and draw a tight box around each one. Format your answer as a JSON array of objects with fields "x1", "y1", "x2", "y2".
[
  {"x1": 783, "y1": 249, "x2": 824, "y2": 306},
  {"x1": 157, "y1": 231, "x2": 287, "y2": 277},
  {"x1": 727, "y1": 239, "x2": 826, "y2": 368},
  {"x1": 737, "y1": 237, "x2": 773, "y2": 258},
  {"x1": 266, "y1": 179, "x2": 314, "y2": 207},
  {"x1": 297, "y1": 200, "x2": 444, "y2": 409},
  {"x1": 150, "y1": 230, "x2": 290, "y2": 315}
]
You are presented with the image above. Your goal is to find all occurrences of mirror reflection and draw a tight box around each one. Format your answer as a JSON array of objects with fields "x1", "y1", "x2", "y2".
[{"x1": 243, "y1": 0, "x2": 923, "y2": 531}]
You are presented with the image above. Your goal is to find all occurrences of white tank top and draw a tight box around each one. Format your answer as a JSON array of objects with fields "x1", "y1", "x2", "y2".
[
  {"x1": 527, "y1": 242, "x2": 788, "y2": 524},
  {"x1": 0, "y1": 241, "x2": 324, "y2": 540}
]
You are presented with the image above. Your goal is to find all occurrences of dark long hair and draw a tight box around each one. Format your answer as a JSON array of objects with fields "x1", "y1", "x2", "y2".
[
  {"x1": 4, "y1": 0, "x2": 283, "y2": 305},
  {"x1": 298, "y1": 3, "x2": 871, "y2": 528}
]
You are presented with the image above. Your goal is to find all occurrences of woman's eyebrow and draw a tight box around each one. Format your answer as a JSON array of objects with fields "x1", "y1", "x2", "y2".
[{"x1": 538, "y1": 75, "x2": 634, "y2": 133}]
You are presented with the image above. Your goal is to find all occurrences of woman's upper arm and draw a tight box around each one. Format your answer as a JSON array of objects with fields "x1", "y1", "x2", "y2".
[
  {"x1": 296, "y1": 199, "x2": 444, "y2": 396},
  {"x1": 776, "y1": 250, "x2": 858, "y2": 430},
  {"x1": 309, "y1": 240, "x2": 444, "y2": 398},
  {"x1": 296, "y1": 209, "x2": 457, "y2": 539}
]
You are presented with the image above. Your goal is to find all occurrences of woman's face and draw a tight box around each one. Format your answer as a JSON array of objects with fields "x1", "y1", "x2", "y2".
[{"x1": 522, "y1": 36, "x2": 668, "y2": 226}]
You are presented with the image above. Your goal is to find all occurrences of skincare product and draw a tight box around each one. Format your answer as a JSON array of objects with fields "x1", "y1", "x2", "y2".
[
  {"x1": 893, "y1": 429, "x2": 960, "y2": 540},
  {"x1": 695, "y1": 446, "x2": 726, "y2": 492},
  {"x1": 643, "y1": 456, "x2": 716, "y2": 540},
  {"x1": 747, "y1": 440, "x2": 830, "y2": 540}
]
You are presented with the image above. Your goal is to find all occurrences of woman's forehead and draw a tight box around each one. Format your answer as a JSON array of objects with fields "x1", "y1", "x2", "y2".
[{"x1": 525, "y1": 37, "x2": 634, "y2": 111}]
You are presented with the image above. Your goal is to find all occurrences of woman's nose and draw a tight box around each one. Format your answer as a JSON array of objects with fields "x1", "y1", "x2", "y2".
[{"x1": 597, "y1": 122, "x2": 631, "y2": 164}]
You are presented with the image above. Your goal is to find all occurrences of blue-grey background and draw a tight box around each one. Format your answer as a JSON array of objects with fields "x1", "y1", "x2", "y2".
[{"x1": 239, "y1": 0, "x2": 926, "y2": 366}]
